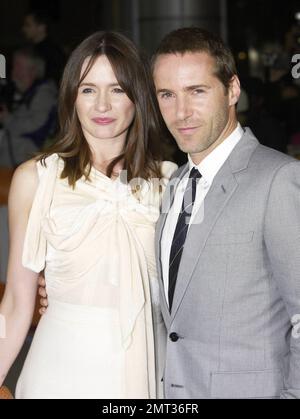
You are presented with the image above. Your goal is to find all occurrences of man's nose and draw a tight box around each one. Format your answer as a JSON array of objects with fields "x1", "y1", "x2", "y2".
[{"x1": 176, "y1": 96, "x2": 192, "y2": 121}]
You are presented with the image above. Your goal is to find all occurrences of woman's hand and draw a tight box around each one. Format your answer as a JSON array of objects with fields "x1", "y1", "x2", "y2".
[{"x1": 38, "y1": 274, "x2": 48, "y2": 315}]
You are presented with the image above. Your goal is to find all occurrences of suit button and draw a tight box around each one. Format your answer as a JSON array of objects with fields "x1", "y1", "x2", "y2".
[{"x1": 170, "y1": 333, "x2": 179, "y2": 342}]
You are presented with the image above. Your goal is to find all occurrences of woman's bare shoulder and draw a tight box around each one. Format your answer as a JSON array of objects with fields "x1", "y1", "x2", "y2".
[
  {"x1": 14, "y1": 158, "x2": 38, "y2": 180},
  {"x1": 9, "y1": 159, "x2": 39, "y2": 206}
]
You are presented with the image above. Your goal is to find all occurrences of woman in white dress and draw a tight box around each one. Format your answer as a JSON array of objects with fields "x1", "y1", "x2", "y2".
[{"x1": 0, "y1": 31, "x2": 177, "y2": 399}]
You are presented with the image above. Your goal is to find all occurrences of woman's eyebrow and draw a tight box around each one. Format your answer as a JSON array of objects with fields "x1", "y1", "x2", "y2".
[{"x1": 79, "y1": 82, "x2": 120, "y2": 87}]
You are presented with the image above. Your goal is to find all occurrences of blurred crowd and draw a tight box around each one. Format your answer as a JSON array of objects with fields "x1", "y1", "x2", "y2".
[
  {"x1": 237, "y1": 22, "x2": 300, "y2": 157},
  {"x1": 1, "y1": 9, "x2": 300, "y2": 169},
  {"x1": 0, "y1": 9, "x2": 65, "y2": 168}
]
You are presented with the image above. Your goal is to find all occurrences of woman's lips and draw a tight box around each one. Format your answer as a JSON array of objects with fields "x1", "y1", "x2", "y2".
[{"x1": 92, "y1": 118, "x2": 116, "y2": 125}]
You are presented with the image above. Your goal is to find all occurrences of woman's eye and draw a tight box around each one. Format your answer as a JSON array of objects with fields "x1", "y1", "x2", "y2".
[
  {"x1": 82, "y1": 88, "x2": 93, "y2": 94},
  {"x1": 112, "y1": 87, "x2": 125, "y2": 94},
  {"x1": 160, "y1": 92, "x2": 173, "y2": 99}
]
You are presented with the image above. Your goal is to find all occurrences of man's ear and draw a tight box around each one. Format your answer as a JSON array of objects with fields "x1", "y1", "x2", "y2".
[{"x1": 228, "y1": 75, "x2": 241, "y2": 106}]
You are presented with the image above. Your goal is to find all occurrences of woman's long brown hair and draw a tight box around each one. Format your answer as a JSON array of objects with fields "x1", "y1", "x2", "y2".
[{"x1": 36, "y1": 31, "x2": 165, "y2": 187}]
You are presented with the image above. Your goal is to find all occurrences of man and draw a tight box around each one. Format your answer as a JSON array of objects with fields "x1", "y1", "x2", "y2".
[
  {"x1": 152, "y1": 27, "x2": 300, "y2": 399},
  {"x1": 22, "y1": 9, "x2": 66, "y2": 86},
  {"x1": 0, "y1": 47, "x2": 57, "y2": 167}
]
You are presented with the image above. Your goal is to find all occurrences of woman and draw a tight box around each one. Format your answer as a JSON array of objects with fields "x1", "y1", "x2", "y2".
[{"x1": 0, "y1": 31, "x2": 177, "y2": 399}]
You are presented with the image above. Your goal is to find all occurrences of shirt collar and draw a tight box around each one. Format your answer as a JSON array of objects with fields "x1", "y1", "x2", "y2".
[{"x1": 188, "y1": 123, "x2": 244, "y2": 185}]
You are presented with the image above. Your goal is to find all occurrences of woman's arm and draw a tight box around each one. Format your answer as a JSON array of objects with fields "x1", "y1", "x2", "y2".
[{"x1": 0, "y1": 159, "x2": 40, "y2": 386}]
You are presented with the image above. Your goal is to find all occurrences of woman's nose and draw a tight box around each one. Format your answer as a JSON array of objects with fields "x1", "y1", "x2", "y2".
[{"x1": 95, "y1": 93, "x2": 112, "y2": 112}]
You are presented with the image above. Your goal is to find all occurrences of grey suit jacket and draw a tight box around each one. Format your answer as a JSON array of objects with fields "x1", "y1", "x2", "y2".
[{"x1": 155, "y1": 128, "x2": 300, "y2": 399}]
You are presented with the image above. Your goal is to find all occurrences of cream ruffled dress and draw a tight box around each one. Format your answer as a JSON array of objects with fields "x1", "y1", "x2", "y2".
[{"x1": 15, "y1": 154, "x2": 177, "y2": 399}]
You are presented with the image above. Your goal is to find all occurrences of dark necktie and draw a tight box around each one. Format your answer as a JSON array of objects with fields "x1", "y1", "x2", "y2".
[{"x1": 168, "y1": 167, "x2": 202, "y2": 311}]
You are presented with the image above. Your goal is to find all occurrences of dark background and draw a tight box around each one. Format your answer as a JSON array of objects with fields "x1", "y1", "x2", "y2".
[
  {"x1": 1, "y1": 0, "x2": 300, "y2": 71},
  {"x1": 2, "y1": 0, "x2": 300, "y2": 156}
]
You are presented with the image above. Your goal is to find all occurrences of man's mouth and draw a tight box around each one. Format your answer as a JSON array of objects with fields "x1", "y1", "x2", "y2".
[{"x1": 177, "y1": 126, "x2": 198, "y2": 135}]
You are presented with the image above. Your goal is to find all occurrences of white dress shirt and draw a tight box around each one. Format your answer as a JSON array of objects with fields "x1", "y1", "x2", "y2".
[{"x1": 161, "y1": 124, "x2": 244, "y2": 306}]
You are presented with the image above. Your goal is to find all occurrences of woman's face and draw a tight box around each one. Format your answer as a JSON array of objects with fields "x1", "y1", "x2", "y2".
[{"x1": 76, "y1": 55, "x2": 135, "y2": 146}]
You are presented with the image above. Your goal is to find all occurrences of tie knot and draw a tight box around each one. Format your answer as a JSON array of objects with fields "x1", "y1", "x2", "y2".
[{"x1": 189, "y1": 167, "x2": 202, "y2": 180}]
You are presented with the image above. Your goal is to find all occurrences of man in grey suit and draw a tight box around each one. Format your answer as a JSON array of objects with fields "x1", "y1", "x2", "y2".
[{"x1": 153, "y1": 27, "x2": 300, "y2": 399}]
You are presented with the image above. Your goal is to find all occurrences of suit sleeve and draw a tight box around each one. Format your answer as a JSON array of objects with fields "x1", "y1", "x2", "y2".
[{"x1": 264, "y1": 160, "x2": 300, "y2": 399}]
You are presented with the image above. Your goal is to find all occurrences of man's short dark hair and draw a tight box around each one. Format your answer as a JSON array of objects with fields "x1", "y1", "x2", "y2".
[{"x1": 152, "y1": 27, "x2": 237, "y2": 91}]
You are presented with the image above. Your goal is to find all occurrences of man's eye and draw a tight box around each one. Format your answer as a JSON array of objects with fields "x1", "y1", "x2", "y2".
[{"x1": 194, "y1": 89, "x2": 205, "y2": 94}]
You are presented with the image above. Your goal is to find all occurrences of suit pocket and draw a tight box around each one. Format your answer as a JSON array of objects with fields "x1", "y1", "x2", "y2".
[
  {"x1": 206, "y1": 231, "x2": 254, "y2": 245},
  {"x1": 210, "y1": 370, "x2": 283, "y2": 399}
]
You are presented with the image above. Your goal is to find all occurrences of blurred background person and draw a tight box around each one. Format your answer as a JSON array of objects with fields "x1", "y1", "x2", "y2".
[
  {"x1": 0, "y1": 46, "x2": 58, "y2": 168},
  {"x1": 22, "y1": 8, "x2": 66, "y2": 87}
]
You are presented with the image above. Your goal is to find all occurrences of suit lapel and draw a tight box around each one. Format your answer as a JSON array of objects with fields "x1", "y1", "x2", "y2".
[
  {"x1": 155, "y1": 164, "x2": 189, "y2": 323},
  {"x1": 170, "y1": 160, "x2": 238, "y2": 319},
  {"x1": 170, "y1": 129, "x2": 260, "y2": 320},
  {"x1": 156, "y1": 163, "x2": 189, "y2": 246}
]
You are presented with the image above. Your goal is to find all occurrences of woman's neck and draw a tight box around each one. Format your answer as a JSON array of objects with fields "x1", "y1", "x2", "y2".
[{"x1": 91, "y1": 143, "x2": 125, "y2": 171}]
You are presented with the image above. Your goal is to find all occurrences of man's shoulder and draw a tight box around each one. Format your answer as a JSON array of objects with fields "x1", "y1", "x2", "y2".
[
  {"x1": 241, "y1": 128, "x2": 292, "y2": 167},
  {"x1": 251, "y1": 143, "x2": 298, "y2": 172}
]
